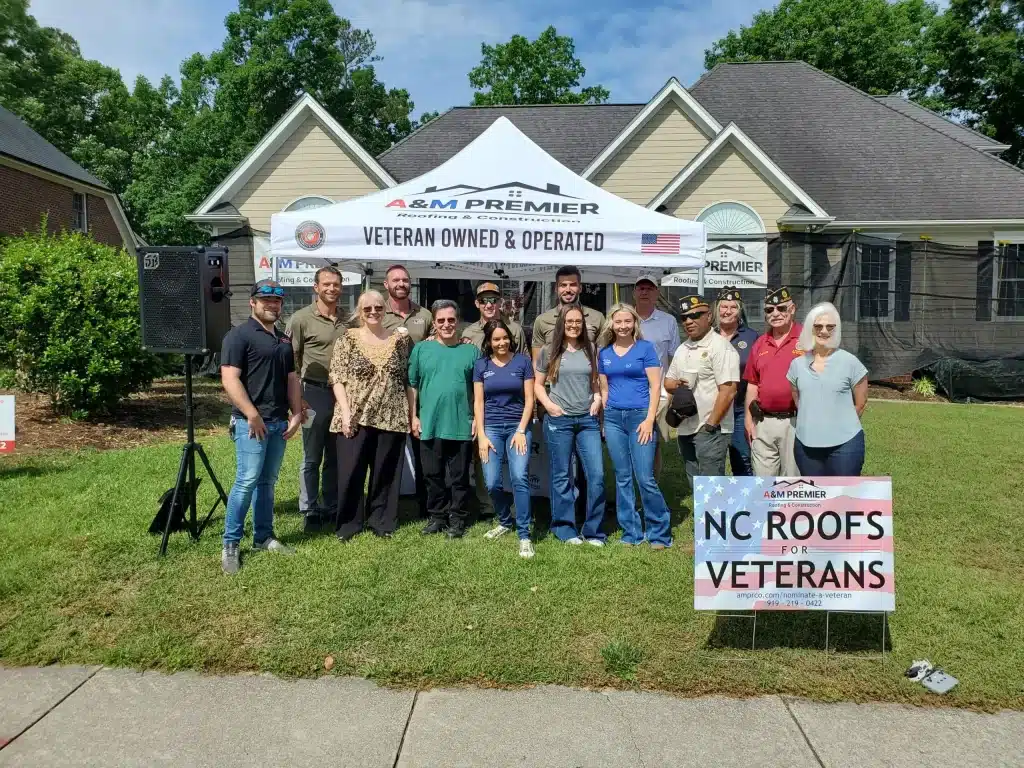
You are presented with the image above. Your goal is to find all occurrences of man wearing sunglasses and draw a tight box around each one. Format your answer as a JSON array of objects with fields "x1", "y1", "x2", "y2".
[
  {"x1": 460, "y1": 282, "x2": 527, "y2": 520},
  {"x1": 219, "y1": 279, "x2": 304, "y2": 574},
  {"x1": 284, "y1": 266, "x2": 348, "y2": 533},
  {"x1": 664, "y1": 294, "x2": 739, "y2": 490},
  {"x1": 743, "y1": 286, "x2": 802, "y2": 477}
]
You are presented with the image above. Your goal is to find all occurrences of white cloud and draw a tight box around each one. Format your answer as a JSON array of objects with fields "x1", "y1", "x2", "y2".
[{"x1": 27, "y1": 0, "x2": 777, "y2": 112}]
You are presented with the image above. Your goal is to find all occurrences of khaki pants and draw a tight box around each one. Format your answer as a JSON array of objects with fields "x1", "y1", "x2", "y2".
[{"x1": 750, "y1": 415, "x2": 799, "y2": 476}]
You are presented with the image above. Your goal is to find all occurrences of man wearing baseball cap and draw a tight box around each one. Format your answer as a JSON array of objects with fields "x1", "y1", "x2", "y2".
[
  {"x1": 459, "y1": 282, "x2": 527, "y2": 520},
  {"x1": 219, "y1": 279, "x2": 304, "y2": 574},
  {"x1": 633, "y1": 274, "x2": 680, "y2": 475}
]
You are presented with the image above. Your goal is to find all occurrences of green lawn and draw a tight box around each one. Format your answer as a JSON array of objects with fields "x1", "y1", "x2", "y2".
[{"x1": 1, "y1": 401, "x2": 1022, "y2": 710}]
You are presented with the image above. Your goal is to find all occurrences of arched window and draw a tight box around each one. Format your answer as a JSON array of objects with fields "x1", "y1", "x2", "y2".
[
  {"x1": 283, "y1": 195, "x2": 334, "y2": 212},
  {"x1": 696, "y1": 201, "x2": 765, "y2": 237}
]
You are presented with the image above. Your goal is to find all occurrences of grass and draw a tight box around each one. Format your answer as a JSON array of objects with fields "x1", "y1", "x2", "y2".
[{"x1": 0, "y1": 401, "x2": 1022, "y2": 711}]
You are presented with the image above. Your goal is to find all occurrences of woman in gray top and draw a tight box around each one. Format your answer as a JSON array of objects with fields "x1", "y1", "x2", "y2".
[
  {"x1": 535, "y1": 305, "x2": 607, "y2": 544},
  {"x1": 787, "y1": 302, "x2": 869, "y2": 476}
]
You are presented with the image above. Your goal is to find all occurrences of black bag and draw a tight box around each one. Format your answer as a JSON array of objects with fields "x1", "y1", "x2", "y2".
[{"x1": 665, "y1": 386, "x2": 698, "y2": 428}]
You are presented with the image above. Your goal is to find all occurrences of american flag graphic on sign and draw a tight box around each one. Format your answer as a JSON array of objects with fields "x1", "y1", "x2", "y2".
[
  {"x1": 641, "y1": 233, "x2": 681, "y2": 254},
  {"x1": 693, "y1": 476, "x2": 894, "y2": 612}
]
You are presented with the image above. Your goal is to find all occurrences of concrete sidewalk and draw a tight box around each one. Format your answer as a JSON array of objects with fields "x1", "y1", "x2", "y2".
[{"x1": 1, "y1": 666, "x2": 1022, "y2": 767}]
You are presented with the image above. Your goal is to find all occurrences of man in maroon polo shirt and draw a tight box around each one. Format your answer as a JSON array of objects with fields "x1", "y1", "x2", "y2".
[{"x1": 743, "y1": 286, "x2": 802, "y2": 476}]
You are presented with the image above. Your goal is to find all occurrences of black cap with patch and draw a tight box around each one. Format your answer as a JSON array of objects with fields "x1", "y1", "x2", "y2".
[
  {"x1": 765, "y1": 286, "x2": 793, "y2": 305},
  {"x1": 251, "y1": 279, "x2": 285, "y2": 298},
  {"x1": 717, "y1": 287, "x2": 741, "y2": 302},
  {"x1": 679, "y1": 294, "x2": 710, "y2": 311}
]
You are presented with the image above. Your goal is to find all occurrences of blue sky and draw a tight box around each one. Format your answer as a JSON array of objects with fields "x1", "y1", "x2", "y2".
[{"x1": 28, "y1": 0, "x2": 778, "y2": 116}]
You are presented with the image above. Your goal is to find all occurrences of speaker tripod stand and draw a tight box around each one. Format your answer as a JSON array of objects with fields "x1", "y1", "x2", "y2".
[{"x1": 157, "y1": 354, "x2": 229, "y2": 556}]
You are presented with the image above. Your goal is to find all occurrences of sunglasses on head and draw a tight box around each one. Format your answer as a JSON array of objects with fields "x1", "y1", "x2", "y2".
[
  {"x1": 764, "y1": 303, "x2": 792, "y2": 314},
  {"x1": 253, "y1": 285, "x2": 285, "y2": 298},
  {"x1": 682, "y1": 310, "x2": 709, "y2": 321},
  {"x1": 361, "y1": 304, "x2": 385, "y2": 314}
]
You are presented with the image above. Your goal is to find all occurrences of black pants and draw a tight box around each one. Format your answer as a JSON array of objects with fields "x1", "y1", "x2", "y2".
[
  {"x1": 335, "y1": 426, "x2": 405, "y2": 538},
  {"x1": 410, "y1": 435, "x2": 429, "y2": 518},
  {"x1": 420, "y1": 438, "x2": 472, "y2": 528}
]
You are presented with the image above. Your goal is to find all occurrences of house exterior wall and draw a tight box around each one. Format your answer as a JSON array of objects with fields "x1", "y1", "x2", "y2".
[
  {"x1": 591, "y1": 101, "x2": 712, "y2": 205},
  {"x1": 662, "y1": 145, "x2": 792, "y2": 234},
  {"x1": 0, "y1": 163, "x2": 124, "y2": 248},
  {"x1": 231, "y1": 113, "x2": 384, "y2": 232}
]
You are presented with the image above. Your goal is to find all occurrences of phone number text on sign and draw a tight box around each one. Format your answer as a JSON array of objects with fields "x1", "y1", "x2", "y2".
[
  {"x1": 0, "y1": 395, "x2": 14, "y2": 453},
  {"x1": 693, "y1": 476, "x2": 894, "y2": 612}
]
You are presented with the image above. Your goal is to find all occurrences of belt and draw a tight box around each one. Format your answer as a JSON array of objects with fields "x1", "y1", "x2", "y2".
[
  {"x1": 762, "y1": 409, "x2": 797, "y2": 419},
  {"x1": 302, "y1": 379, "x2": 331, "y2": 389}
]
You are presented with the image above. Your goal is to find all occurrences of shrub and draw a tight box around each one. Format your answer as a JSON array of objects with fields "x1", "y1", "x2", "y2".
[
  {"x1": 912, "y1": 375, "x2": 938, "y2": 398},
  {"x1": 0, "y1": 227, "x2": 161, "y2": 417}
]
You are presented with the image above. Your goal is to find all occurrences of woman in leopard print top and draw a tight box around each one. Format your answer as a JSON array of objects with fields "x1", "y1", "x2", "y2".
[{"x1": 329, "y1": 289, "x2": 414, "y2": 540}]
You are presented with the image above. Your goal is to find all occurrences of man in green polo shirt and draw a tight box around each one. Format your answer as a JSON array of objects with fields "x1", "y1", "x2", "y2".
[
  {"x1": 382, "y1": 264, "x2": 433, "y2": 341},
  {"x1": 459, "y1": 281, "x2": 527, "y2": 520},
  {"x1": 531, "y1": 265, "x2": 605, "y2": 368},
  {"x1": 284, "y1": 266, "x2": 348, "y2": 532}
]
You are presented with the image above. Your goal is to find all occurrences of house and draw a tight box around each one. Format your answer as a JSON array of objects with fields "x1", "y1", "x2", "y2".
[
  {"x1": 187, "y1": 61, "x2": 1024, "y2": 379},
  {"x1": 0, "y1": 104, "x2": 137, "y2": 250}
]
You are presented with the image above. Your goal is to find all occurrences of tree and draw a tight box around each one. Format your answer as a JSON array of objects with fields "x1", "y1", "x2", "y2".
[
  {"x1": 468, "y1": 26, "x2": 609, "y2": 105},
  {"x1": 704, "y1": 0, "x2": 940, "y2": 97},
  {"x1": 926, "y1": 0, "x2": 1024, "y2": 167}
]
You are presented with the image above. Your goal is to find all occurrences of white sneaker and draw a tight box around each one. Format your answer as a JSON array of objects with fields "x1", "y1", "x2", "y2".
[
  {"x1": 519, "y1": 540, "x2": 535, "y2": 558},
  {"x1": 586, "y1": 539, "x2": 605, "y2": 547},
  {"x1": 565, "y1": 537, "x2": 584, "y2": 545},
  {"x1": 252, "y1": 538, "x2": 295, "y2": 555},
  {"x1": 484, "y1": 524, "x2": 512, "y2": 540}
]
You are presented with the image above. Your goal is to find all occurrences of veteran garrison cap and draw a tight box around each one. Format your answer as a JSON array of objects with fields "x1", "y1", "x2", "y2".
[
  {"x1": 679, "y1": 294, "x2": 710, "y2": 311},
  {"x1": 765, "y1": 286, "x2": 793, "y2": 305},
  {"x1": 717, "y1": 287, "x2": 741, "y2": 302}
]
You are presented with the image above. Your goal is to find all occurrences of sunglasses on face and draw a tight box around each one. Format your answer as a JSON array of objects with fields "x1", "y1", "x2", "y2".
[
  {"x1": 814, "y1": 323, "x2": 837, "y2": 332},
  {"x1": 478, "y1": 297, "x2": 499, "y2": 306},
  {"x1": 563, "y1": 319, "x2": 583, "y2": 327},
  {"x1": 361, "y1": 305, "x2": 385, "y2": 314},
  {"x1": 682, "y1": 311, "x2": 709, "y2": 321},
  {"x1": 253, "y1": 285, "x2": 285, "y2": 298},
  {"x1": 764, "y1": 304, "x2": 792, "y2": 315},
  {"x1": 435, "y1": 318, "x2": 458, "y2": 326}
]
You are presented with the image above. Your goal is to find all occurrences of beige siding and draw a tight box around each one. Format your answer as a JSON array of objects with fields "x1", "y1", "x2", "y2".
[
  {"x1": 232, "y1": 114, "x2": 383, "y2": 231},
  {"x1": 664, "y1": 145, "x2": 792, "y2": 234},
  {"x1": 591, "y1": 101, "x2": 712, "y2": 205}
]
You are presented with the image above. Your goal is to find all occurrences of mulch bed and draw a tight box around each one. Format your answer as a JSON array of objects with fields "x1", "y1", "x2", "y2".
[{"x1": 0, "y1": 379, "x2": 232, "y2": 455}]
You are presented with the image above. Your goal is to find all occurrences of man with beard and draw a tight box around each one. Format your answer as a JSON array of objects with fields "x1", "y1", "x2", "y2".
[
  {"x1": 460, "y1": 282, "x2": 527, "y2": 519},
  {"x1": 664, "y1": 294, "x2": 739, "y2": 490},
  {"x1": 744, "y1": 286, "x2": 802, "y2": 476},
  {"x1": 220, "y1": 280, "x2": 304, "y2": 574},
  {"x1": 285, "y1": 266, "x2": 347, "y2": 533},
  {"x1": 531, "y1": 266, "x2": 604, "y2": 367}
]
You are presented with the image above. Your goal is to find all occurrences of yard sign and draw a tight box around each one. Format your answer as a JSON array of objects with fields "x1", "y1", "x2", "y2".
[
  {"x1": 694, "y1": 476, "x2": 894, "y2": 612},
  {"x1": 0, "y1": 395, "x2": 14, "y2": 453}
]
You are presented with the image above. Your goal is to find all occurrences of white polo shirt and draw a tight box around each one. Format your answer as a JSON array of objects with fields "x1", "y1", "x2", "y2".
[{"x1": 666, "y1": 330, "x2": 741, "y2": 436}]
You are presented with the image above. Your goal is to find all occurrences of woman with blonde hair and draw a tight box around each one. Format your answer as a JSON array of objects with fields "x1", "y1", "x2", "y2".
[
  {"x1": 787, "y1": 302, "x2": 869, "y2": 476},
  {"x1": 329, "y1": 289, "x2": 415, "y2": 540},
  {"x1": 597, "y1": 303, "x2": 672, "y2": 548}
]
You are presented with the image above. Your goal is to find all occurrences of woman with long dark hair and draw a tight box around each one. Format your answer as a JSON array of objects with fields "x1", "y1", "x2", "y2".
[
  {"x1": 535, "y1": 304, "x2": 606, "y2": 545},
  {"x1": 473, "y1": 319, "x2": 537, "y2": 557}
]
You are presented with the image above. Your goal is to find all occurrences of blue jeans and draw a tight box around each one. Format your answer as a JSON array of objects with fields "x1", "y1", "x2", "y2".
[
  {"x1": 728, "y1": 407, "x2": 752, "y2": 476},
  {"x1": 481, "y1": 421, "x2": 533, "y2": 540},
  {"x1": 603, "y1": 407, "x2": 672, "y2": 546},
  {"x1": 223, "y1": 418, "x2": 288, "y2": 546},
  {"x1": 794, "y1": 430, "x2": 865, "y2": 477},
  {"x1": 544, "y1": 414, "x2": 606, "y2": 541}
]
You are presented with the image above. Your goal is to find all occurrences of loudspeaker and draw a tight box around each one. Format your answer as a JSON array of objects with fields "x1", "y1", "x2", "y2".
[{"x1": 137, "y1": 246, "x2": 231, "y2": 354}]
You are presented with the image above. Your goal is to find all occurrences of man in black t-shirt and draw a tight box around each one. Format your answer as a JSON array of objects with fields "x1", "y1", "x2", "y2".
[{"x1": 219, "y1": 279, "x2": 304, "y2": 574}]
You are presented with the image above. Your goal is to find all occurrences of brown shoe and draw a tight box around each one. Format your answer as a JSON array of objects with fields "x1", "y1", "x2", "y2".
[{"x1": 651, "y1": 543, "x2": 668, "y2": 551}]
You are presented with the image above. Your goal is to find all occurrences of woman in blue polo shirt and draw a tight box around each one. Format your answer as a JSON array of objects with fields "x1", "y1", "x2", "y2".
[
  {"x1": 597, "y1": 303, "x2": 672, "y2": 548},
  {"x1": 473, "y1": 319, "x2": 536, "y2": 558}
]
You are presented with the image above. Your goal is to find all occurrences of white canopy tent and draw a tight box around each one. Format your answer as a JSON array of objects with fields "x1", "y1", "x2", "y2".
[{"x1": 270, "y1": 117, "x2": 707, "y2": 287}]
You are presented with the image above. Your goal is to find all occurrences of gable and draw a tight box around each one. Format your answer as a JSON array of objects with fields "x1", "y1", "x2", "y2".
[
  {"x1": 662, "y1": 145, "x2": 791, "y2": 233},
  {"x1": 232, "y1": 113, "x2": 384, "y2": 231},
  {"x1": 590, "y1": 101, "x2": 713, "y2": 205}
]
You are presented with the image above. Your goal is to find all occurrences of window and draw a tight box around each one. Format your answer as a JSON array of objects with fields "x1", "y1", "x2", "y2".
[
  {"x1": 858, "y1": 244, "x2": 895, "y2": 320},
  {"x1": 696, "y1": 201, "x2": 764, "y2": 237},
  {"x1": 283, "y1": 195, "x2": 334, "y2": 212},
  {"x1": 72, "y1": 193, "x2": 87, "y2": 232},
  {"x1": 995, "y1": 244, "x2": 1024, "y2": 319}
]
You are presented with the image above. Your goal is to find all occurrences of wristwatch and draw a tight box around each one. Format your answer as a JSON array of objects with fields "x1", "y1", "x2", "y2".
[{"x1": 515, "y1": 428, "x2": 526, "y2": 435}]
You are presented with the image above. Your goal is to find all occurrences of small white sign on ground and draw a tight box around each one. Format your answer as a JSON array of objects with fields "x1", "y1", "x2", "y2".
[{"x1": 0, "y1": 395, "x2": 14, "y2": 453}]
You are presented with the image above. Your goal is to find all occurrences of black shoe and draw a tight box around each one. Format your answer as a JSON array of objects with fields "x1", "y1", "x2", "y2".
[
  {"x1": 336, "y1": 531, "x2": 357, "y2": 542},
  {"x1": 421, "y1": 520, "x2": 447, "y2": 536},
  {"x1": 373, "y1": 531, "x2": 394, "y2": 540},
  {"x1": 446, "y1": 525, "x2": 466, "y2": 539},
  {"x1": 303, "y1": 512, "x2": 325, "y2": 534}
]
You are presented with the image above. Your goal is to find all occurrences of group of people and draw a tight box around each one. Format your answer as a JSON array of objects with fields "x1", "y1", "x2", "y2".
[{"x1": 216, "y1": 263, "x2": 869, "y2": 574}]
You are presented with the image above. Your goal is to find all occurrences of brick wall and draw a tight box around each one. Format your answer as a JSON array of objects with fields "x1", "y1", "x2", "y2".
[{"x1": 0, "y1": 164, "x2": 123, "y2": 248}]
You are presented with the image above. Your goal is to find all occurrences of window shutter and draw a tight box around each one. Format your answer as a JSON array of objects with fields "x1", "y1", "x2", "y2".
[
  {"x1": 894, "y1": 243, "x2": 912, "y2": 321},
  {"x1": 976, "y1": 241, "x2": 994, "y2": 321}
]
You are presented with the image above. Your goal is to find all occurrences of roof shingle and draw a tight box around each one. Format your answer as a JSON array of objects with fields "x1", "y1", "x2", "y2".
[
  {"x1": 0, "y1": 104, "x2": 107, "y2": 189},
  {"x1": 873, "y1": 95, "x2": 1006, "y2": 151}
]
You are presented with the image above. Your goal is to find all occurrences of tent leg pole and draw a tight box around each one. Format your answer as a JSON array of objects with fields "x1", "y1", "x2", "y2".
[
  {"x1": 272, "y1": 256, "x2": 278, "y2": 281},
  {"x1": 698, "y1": 266, "x2": 705, "y2": 296}
]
